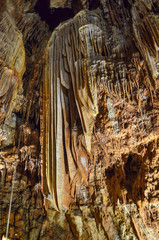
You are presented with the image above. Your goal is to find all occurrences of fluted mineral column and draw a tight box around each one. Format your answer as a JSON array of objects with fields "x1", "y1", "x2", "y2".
[{"x1": 42, "y1": 9, "x2": 107, "y2": 211}]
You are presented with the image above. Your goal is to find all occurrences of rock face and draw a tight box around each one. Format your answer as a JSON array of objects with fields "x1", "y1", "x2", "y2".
[
  {"x1": 0, "y1": 10, "x2": 25, "y2": 123},
  {"x1": 0, "y1": 0, "x2": 159, "y2": 239}
]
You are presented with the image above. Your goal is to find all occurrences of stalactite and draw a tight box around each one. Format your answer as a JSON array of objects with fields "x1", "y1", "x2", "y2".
[
  {"x1": 42, "y1": 9, "x2": 107, "y2": 211},
  {"x1": 0, "y1": 11, "x2": 25, "y2": 123},
  {"x1": 16, "y1": 13, "x2": 50, "y2": 56},
  {"x1": 132, "y1": 1, "x2": 159, "y2": 88},
  {"x1": 41, "y1": 0, "x2": 159, "y2": 215}
]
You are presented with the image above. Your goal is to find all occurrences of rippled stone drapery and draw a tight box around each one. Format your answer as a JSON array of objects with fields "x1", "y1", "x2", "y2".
[
  {"x1": 42, "y1": 3, "x2": 159, "y2": 211},
  {"x1": 0, "y1": 11, "x2": 25, "y2": 122},
  {"x1": 132, "y1": 0, "x2": 159, "y2": 88},
  {"x1": 0, "y1": 0, "x2": 159, "y2": 239},
  {"x1": 42, "y1": 10, "x2": 107, "y2": 211}
]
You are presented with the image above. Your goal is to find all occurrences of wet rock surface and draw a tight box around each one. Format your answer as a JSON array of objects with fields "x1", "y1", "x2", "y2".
[{"x1": 0, "y1": 0, "x2": 159, "y2": 239}]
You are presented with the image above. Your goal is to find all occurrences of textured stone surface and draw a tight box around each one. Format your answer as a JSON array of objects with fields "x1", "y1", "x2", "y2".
[
  {"x1": 50, "y1": 0, "x2": 67, "y2": 8},
  {"x1": 0, "y1": 10, "x2": 25, "y2": 124},
  {"x1": 0, "y1": 0, "x2": 159, "y2": 239}
]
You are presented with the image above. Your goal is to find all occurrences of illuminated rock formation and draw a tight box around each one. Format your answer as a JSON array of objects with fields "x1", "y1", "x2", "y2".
[
  {"x1": 132, "y1": 0, "x2": 159, "y2": 87},
  {"x1": 42, "y1": 0, "x2": 159, "y2": 215},
  {"x1": 0, "y1": 0, "x2": 159, "y2": 239},
  {"x1": 42, "y1": 9, "x2": 105, "y2": 211},
  {"x1": 0, "y1": 11, "x2": 25, "y2": 123}
]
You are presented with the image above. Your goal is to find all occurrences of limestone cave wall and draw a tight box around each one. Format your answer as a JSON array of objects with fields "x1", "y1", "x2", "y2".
[{"x1": 0, "y1": 0, "x2": 159, "y2": 239}]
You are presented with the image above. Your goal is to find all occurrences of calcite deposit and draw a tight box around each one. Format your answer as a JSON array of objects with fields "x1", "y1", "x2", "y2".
[{"x1": 0, "y1": 0, "x2": 159, "y2": 239}]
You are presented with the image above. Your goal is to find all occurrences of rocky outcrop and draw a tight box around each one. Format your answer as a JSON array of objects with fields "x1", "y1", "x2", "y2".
[
  {"x1": 0, "y1": 0, "x2": 159, "y2": 239},
  {"x1": 0, "y1": 10, "x2": 25, "y2": 124}
]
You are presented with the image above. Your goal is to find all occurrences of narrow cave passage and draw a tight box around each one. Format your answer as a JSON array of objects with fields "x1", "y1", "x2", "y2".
[{"x1": 34, "y1": 0, "x2": 74, "y2": 31}]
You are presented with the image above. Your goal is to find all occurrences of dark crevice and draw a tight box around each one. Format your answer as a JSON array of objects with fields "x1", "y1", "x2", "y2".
[
  {"x1": 72, "y1": 0, "x2": 83, "y2": 14},
  {"x1": 123, "y1": 0, "x2": 131, "y2": 10},
  {"x1": 34, "y1": 0, "x2": 74, "y2": 31},
  {"x1": 89, "y1": 0, "x2": 101, "y2": 10},
  {"x1": 152, "y1": 2, "x2": 159, "y2": 13}
]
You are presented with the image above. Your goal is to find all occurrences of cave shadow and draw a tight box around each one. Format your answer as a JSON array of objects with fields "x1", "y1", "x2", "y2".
[
  {"x1": 105, "y1": 153, "x2": 145, "y2": 205},
  {"x1": 34, "y1": 0, "x2": 74, "y2": 31}
]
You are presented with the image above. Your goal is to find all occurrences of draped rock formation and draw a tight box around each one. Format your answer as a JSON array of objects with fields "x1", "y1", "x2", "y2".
[
  {"x1": 0, "y1": 0, "x2": 159, "y2": 239},
  {"x1": 42, "y1": 9, "x2": 106, "y2": 211},
  {"x1": 0, "y1": 10, "x2": 25, "y2": 123},
  {"x1": 132, "y1": 0, "x2": 159, "y2": 87},
  {"x1": 42, "y1": 0, "x2": 159, "y2": 214}
]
